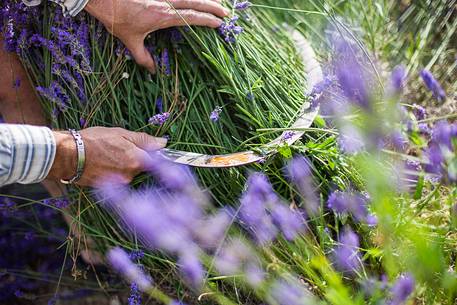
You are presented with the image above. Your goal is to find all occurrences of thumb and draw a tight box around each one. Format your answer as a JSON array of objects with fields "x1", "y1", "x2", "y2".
[
  {"x1": 124, "y1": 131, "x2": 168, "y2": 152},
  {"x1": 126, "y1": 40, "x2": 156, "y2": 73}
]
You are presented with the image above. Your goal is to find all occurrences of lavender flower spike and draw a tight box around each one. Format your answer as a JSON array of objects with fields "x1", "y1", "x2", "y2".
[
  {"x1": 287, "y1": 156, "x2": 319, "y2": 215},
  {"x1": 149, "y1": 112, "x2": 170, "y2": 126},
  {"x1": 420, "y1": 69, "x2": 446, "y2": 102},
  {"x1": 390, "y1": 273, "x2": 415, "y2": 305},
  {"x1": 333, "y1": 228, "x2": 362, "y2": 273},
  {"x1": 210, "y1": 106, "x2": 222, "y2": 122},
  {"x1": 107, "y1": 247, "x2": 153, "y2": 291},
  {"x1": 235, "y1": 1, "x2": 252, "y2": 10}
]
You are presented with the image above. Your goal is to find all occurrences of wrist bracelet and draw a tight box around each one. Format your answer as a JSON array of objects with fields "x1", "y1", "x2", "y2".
[{"x1": 61, "y1": 129, "x2": 86, "y2": 185}]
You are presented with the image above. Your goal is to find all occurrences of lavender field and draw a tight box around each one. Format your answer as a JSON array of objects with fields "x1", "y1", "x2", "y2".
[{"x1": 0, "y1": 0, "x2": 456, "y2": 304}]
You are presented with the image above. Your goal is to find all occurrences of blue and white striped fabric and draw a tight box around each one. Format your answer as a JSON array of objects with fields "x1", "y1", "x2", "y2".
[
  {"x1": 22, "y1": 0, "x2": 90, "y2": 17},
  {"x1": 0, "y1": 124, "x2": 56, "y2": 187}
]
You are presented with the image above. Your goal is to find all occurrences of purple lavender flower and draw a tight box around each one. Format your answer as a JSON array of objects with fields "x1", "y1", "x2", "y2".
[
  {"x1": 402, "y1": 160, "x2": 421, "y2": 191},
  {"x1": 170, "y1": 28, "x2": 184, "y2": 44},
  {"x1": 327, "y1": 191, "x2": 349, "y2": 213},
  {"x1": 420, "y1": 69, "x2": 446, "y2": 102},
  {"x1": 333, "y1": 38, "x2": 371, "y2": 109},
  {"x1": 327, "y1": 190, "x2": 376, "y2": 225},
  {"x1": 269, "y1": 279, "x2": 315, "y2": 305},
  {"x1": 129, "y1": 249, "x2": 145, "y2": 261},
  {"x1": 161, "y1": 48, "x2": 171, "y2": 76},
  {"x1": 215, "y1": 239, "x2": 252, "y2": 275},
  {"x1": 170, "y1": 301, "x2": 187, "y2": 305},
  {"x1": 333, "y1": 228, "x2": 362, "y2": 273},
  {"x1": 412, "y1": 104, "x2": 426, "y2": 121},
  {"x1": 178, "y1": 253, "x2": 204, "y2": 289},
  {"x1": 390, "y1": 274, "x2": 415, "y2": 305},
  {"x1": 149, "y1": 112, "x2": 170, "y2": 126},
  {"x1": 235, "y1": 1, "x2": 252, "y2": 10},
  {"x1": 432, "y1": 120, "x2": 453, "y2": 150},
  {"x1": 282, "y1": 131, "x2": 295, "y2": 141},
  {"x1": 146, "y1": 153, "x2": 200, "y2": 192},
  {"x1": 219, "y1": 16, "x2": 244, "y2": 43},
  {"x1": 128, "y1": 282, "x2": 142, "y2": 305},
  {"x1": 246, "y1": 92, "x2": 255, "y2": 101},
  {"x1": 424, "y1": 143, "x2": 444, "y2": 176},
  {"x1": 193, "y1": 209, "x2": 231, "y2": 249},
  {"x1": 43, "y1": 197, "x2": 70, "y2": 209},
  {"x1": 271, "y1": 204, "x2": 305, "y2": 241},
  {"x1": 210, "y1": 106, "x2": 222, "y2": 122},
  {"x1": 79, "y1": 117, "x2": 86, "y2": 128},
  {"x1": 156, "y1": 97, "x2": 163, "y2": 113},
  {"x1": 107, "y1": 247, "x2": 153, "y2": 291},
  {"x1": 244, "y1": 262, "x2": 264, "y2": 287},
  {"x1": 239, "y1": 173, "x2": 278, "y2": 244},
  {"x1": 338, "y1": 125, "x2": 366, "y2": 154},
  {"x1": 391, "y1": 65, "x2": 407, "y2": 92},
  {"x1": 418, "y1": 123, "x2": 431, "y2": 135},
  {"x1": 215, "y1": 238, "x2": 263, "y2": 286},
  {"x1": 286, "y1": 156, "x2": 319, "y2": 215}
]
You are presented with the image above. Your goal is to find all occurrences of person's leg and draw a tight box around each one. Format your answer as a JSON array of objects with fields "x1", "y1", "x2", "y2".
[{"x1": 0, "y1": 36, "x2": 47, "y2": 125}]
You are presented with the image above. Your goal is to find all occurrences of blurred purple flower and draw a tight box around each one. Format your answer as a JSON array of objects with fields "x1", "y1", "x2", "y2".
[
  {"x1": 239, "y1": 173, "x2": 278, "y2": 244},
  {"x1": 161, "y1": 48, "x2": 171, "y2": 76},
  {"x1": 432, "y1": 120, "x2": 453, "y2": 150},
  {"x1": 178, "y1": 253, "x2": 204, "y2": 289},
  {"x1": 328, "y1": 190, "x2": 376, "y2": 226},
  {"x1": 391, "y1": 65, "x2": 407, "y2": 92},
  {"x1": 107, "y1": 247, "x2": 153, "y2": 291},
  {"x1": 156, "y1": 96, "x2": 163, "y2": 113},
  {"x1": 333, "y1": 228, "x2": 362, "y2": 273},
  {"x1": 269, "y1": 279, "x2": 315, "y2": 305},
  {"x1": 215, "y1": 239, "x2": 264, "y2": 286},
  {"x1": 390, "y1": 273, "x2": 415, "y2": 305},
  {"x1": 271, "y1": 204, "x2": 305, "y2": 241},
  {"x1": 193, "y1": 209, "x2": 231, "y2": 249},
  {"x1": 146, "y1": 154, "x2": 200, "y2": 193},
  {"x1": 286, "y1": 156, "x2": 319, "y2": 215},
  {"x1": 412, "y1": 104, "x2": 426, "y2": 121},
  {"x1": 333, "y1": 38, "x2": 371, "y2": 109},
  {"x1": 420, "y1": 69, "x2": 446, "y2": 102},
  {"x1": 418, "y1": 123, "x2": 431, "y2": 135},
  {"x1": 338, "y1": 125, "x2": 365, "y2": 154}
]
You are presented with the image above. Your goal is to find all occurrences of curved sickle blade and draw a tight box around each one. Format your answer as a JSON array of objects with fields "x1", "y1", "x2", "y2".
[{"x1": 159, "y1": 30, "x2": 324, "y2": 168}]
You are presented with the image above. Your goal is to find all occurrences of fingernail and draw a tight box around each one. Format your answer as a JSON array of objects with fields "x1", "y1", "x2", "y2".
[
  {"x1": 224, "y1": 8, "x2": 230, "y2": 16},
  {"x1": 157, "y1": 137, "x2": 168, "y2": 147}
]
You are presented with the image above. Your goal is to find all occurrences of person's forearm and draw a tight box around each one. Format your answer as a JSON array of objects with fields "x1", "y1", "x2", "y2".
[{"x1": 0, "y1": 37, "x2": 47, "y2": 125}]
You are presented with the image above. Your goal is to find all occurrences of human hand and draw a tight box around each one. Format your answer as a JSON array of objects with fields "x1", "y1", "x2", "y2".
[
  {"x1": 48, "y1": 127, "x2": 167, "y2": 186},
  {"x1": 84, "y1": 0, "x2": 229, "y2": 72}
]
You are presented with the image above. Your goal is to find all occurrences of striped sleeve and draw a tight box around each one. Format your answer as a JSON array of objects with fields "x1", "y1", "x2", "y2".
[
  {"x1": 22, "y1": 0, "x2": 89, "y2": 17},
  {"x1": 0, "y1": 124, "x2": 56, "y2": 187}
]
